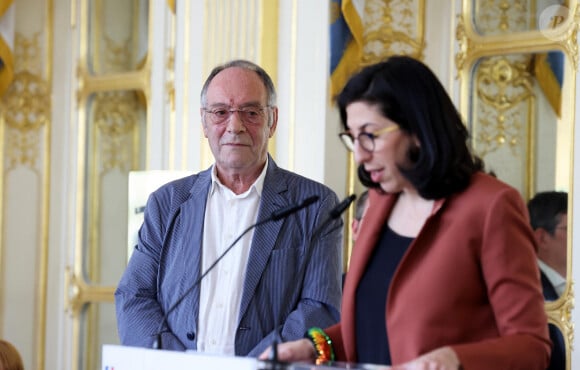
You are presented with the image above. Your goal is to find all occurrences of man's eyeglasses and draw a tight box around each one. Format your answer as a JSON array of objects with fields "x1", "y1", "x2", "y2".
[
  {"x1": 338, "y1": 125, "x2": 399, "y2": 152},
  {"x1": 202, "y1": 105, "x2": 270, "y2": 125}
]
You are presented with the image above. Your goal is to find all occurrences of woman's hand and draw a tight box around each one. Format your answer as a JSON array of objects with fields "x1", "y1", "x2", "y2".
[
  {"x1": 258, "y1": 338, "x2": 316, "y2": 363},
  {"x1": 391, "y1": 347, "x2": 461, "y2": 370}
]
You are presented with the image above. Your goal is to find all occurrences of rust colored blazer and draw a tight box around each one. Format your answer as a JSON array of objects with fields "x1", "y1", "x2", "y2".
[{"x1": 327, "y1": 172, "x2": 551, "y2": 370}]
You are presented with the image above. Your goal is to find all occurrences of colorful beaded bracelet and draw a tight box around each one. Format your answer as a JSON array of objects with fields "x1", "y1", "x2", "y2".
[{"x1": 306, "y1": 327, "x2": 335, "y2": 365}]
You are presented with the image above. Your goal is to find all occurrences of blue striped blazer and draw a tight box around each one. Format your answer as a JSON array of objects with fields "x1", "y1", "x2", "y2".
[{"x1": 115, "y1": 156, "x2": 343, "y2": 356}]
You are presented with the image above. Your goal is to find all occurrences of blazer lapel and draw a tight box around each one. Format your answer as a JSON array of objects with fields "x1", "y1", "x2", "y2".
[
  {"x1": 179, "y1": 169, "x2": 211, "y2": 331},
  {"x1": 237, "y1": 158, "x2": 288, "y2": 324}
]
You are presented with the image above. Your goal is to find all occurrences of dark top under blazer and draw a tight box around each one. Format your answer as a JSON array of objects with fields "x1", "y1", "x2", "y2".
[{"x1": 115, "y1": 155, "x2": 343, "y2": 356}]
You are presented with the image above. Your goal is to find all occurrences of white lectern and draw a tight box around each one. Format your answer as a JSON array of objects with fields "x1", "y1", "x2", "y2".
[
  {"x1": 102, "y1": 345, "x2": 258, "y2": 370},
  {"x1": 102, "y1": 345, "x2": 389, "y2": 370}
]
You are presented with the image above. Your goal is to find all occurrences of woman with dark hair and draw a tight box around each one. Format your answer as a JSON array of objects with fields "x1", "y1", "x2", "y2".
[{"x1": 261, "y1": 56, "x2": 550, "y2": 369}]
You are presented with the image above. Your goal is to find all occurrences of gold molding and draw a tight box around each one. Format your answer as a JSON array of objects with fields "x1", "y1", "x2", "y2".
[
  {"x1": 456, "y1": 2, "x2": 580, "y2": 72},
  {"x1": 0, "y1": 22, "x2": 52, "y2": 370},
  {"x1": 546, "y1": 281, "x2": 575, "y2": 358},
  {"x1": 166, "y1": 46, "x2": 176, "y2": 166},
  {"x1": 260, "y1": 0, "x2": 279, "y2": 158},
  {"x1": 166, "y1": 0, "x2": 176, "y2": 170},
  {"x1": 344, "y1": 153, "x2": 356, "y2": 270},
  {"x1": 72, "y1": 1, "x2": 152, "y2": 370},
  {"x1": 360, "y1": 0, "x2": 425, "y2": 65},
  {"x1": 2, "y1": 71, "x2": 50, "y2": 169},
  {"x1": 457, "y1": 2, "x2": 578, "y2": 367},
  {"x1": 179, "y1": 0, "x2": 191, "y2": 170},
  {"x1": 287, "y1": 0, "x2": 297, "y2": 171},
  {"x1": 566, "y1": 6, "x2": 580, "y2": 69},
  {"x1": 93, "y1": 90, "x2": 142, "y2": 172},
  {"x1": 470, "y1": 54, "x2": 537, "y2": 198},
  {"x1": 64, "y1": 267, "x2": 115, "y2": 316},
  {"x1": 259, "y1": 0, "x2": 279, "y2": 88}
]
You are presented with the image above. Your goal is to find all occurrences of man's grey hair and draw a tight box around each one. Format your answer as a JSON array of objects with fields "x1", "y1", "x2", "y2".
[{"x1": 200, "y1": 59, "x2": 277, "y2": 108}]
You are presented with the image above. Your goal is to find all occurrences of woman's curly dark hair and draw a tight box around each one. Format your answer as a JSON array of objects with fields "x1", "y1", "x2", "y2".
[{"x1": 337, "y1": 56, "x2": 483, "y2": 199}]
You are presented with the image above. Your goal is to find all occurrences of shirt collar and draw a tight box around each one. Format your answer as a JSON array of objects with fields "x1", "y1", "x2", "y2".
[
  {"x1": 209, "y1": 157, "x2": 268, "y2": 198},
  {"x1": 538, "y1": 259, "x2": 566, "y2": 293}
]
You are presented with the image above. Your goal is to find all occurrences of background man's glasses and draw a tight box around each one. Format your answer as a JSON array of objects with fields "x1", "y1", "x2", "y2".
[
  {"x1": 338, "y1": 125, "x2": 399, "y2": 152},
  {"x1": 203, "y1": 105, "x2": 270, "y2": 125}
]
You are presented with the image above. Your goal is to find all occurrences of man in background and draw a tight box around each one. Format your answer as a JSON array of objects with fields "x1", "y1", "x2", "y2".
[
  {"x1": 528, "y1": 190, "x2": 568, "y2": 370},
  {"x1": 528, "y1": 191, "x2": 567, "y2": 299}
]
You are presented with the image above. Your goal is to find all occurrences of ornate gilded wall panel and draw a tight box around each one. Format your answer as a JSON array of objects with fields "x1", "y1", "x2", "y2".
[
  {"x1": 470, "y1": 53, "x2": 537, "y2": 197},
  {"x1": 65, "y1": 1, "x2": 153, "y2": 370},
  {"x1": 330, "y1": 0, "x2": 425, "y2": 100},
  {"x1": 473, "y1": 0, "x2": 536, "y2": 34},
  {"x1": 360, "y1": 0, "x2": 425, "y2": 65},
  {"x1": 457, "y1": 2, "x2": 578, "y2": 369},
  {"x1": 83, "y1": 90, "x2": 146, "y2": 286},
  {"x1": 88, "y1": 0, "x2": 149, "y2": 75},
  {"x1": 0, "y1": 2, "x2": 52, "y2": 370}
]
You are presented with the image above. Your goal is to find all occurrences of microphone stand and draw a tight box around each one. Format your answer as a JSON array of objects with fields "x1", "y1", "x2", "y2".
[
  {"x1": 152, "y1": 195, "x2": 320, "y2": 350},
  {"x1": 259, "y1": 195, "x2": 356, "y2": 370},
  {"x1": 153, "y1": 218, "x2": 269, "y2": 349}
]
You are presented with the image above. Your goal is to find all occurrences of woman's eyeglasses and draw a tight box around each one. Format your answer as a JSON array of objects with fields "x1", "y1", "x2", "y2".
[{"x1": 338, "y1": 125, "x2": 399, "y2": 152}]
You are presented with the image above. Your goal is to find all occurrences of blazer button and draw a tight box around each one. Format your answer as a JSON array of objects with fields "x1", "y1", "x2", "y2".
[{"x1": 186, "y1": 332, "x2": 195, "y2": 341}]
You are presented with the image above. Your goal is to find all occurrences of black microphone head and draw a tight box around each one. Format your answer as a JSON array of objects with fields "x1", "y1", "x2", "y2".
[
  {"x1": 300, "y1": 195, "x2": 320, "y2": 207},
  {"x1": 270, "y1": 195, "x2": 320, "y2": 221},
  {"x1": 330, "y1": 194, "x2": 357, "y2": 218}
]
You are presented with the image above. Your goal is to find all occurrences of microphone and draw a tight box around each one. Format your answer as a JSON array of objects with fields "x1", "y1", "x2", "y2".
[
  {"x1": 152, "y1": 195, "x2": 320, "y2": 350},
  {"x1": 270, "y1": 195, "x2": 319, "y2": 221},
  {"x1": 330, "y1": 194, "x2": 357, "y2": 218},
  {"x1": 261, "y1": 194, "x2": 357, "y2": 369}
]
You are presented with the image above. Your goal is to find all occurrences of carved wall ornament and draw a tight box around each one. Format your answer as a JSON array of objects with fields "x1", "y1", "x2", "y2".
[
  {"x1": 360, "y1": 0, "x2": 425, "y2": 66},
  {"x1": 455, "y1": 15, "x2": 470, "y2": 74},
  {"x1": 1, "y1": 33, "x2": 49, "y2": 169},
  {"x1": 103, "y1": 35, "x2": 132, "y2": 72},
  {"x1": 474, "y1": 0, "x2": 533, "y2": 35},
  {"x1": 474, "y1": 55, "x2": 534, "y2": 157},
  {"x1": 93, "y1": 90, "x2": 140, "y2": 173},
  {"x1": 565, "y1": 6, "x2": 580, "y2": 70}
]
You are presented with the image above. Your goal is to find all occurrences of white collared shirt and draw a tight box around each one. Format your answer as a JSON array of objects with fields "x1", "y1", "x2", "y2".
[
  {"x1": 538, "y1": 259, "x2": 566, "y2": 297},
  {"x1": 197, "y1": 161, "x2": 267, "y2": 355}
]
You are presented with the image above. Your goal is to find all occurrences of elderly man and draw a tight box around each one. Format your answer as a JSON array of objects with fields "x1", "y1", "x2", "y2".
[{"x1": 115, "y1": 60, "x2": 342, "y2": 356}]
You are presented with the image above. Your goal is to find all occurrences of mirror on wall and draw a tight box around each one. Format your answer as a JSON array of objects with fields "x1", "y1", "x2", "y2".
[
  {"x1": 459, "y1": 1, "x2": 577, "y2": 368},
  {"x1": 466, "y1": 48, "x2": 572, "y2": 370},
  {"x1": 471, "y1": 0, "x2": 570, "y2": 36},
  {"x1": 87, "y1": 0, "x2": 149, "y2": 75},
  {"x1": 82, "y1": 90, "x2": 147, "y2": 285},
  {"x1": 468, "y1": 50, "x2": 569, "y2": 200}
]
